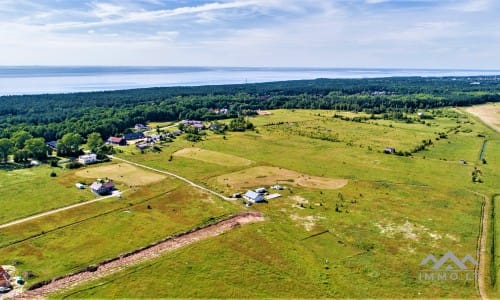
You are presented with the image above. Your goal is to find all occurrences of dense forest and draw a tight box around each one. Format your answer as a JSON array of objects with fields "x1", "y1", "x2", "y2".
[{"x1": 0, "y1": 76, "x2": 499, "y2": 142}]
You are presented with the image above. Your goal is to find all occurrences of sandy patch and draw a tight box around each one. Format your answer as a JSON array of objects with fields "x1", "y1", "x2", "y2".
[
  {"x1": 75, "y1": 163, "x2": 166, "y2": 186},
  {"x1": 465, "y1": 103, "x2": 500, "y2": 132},
  {"x1": 290, "y1": 214, "x2": 323, "y2": 231},
  {"x1": 174, "y1": 147, "x2": 253, "y2": 167},
  {"x1": 216, "y1": 166, "x2": 347, "y2": 190},
  {"x1": 375, "y1": 221, "x2": 443, "y2": 241}
]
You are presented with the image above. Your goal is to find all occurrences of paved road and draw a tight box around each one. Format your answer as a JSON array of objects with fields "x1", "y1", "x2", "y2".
[
  {"x1": 110, "y1": 156, "x2": 232, "y2": 201},
  {"x1": 0, "y1": 191, "x2": 125, "y2": 230}
]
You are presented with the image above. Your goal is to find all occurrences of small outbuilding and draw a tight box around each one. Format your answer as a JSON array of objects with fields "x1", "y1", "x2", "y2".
[
  {"x1": 75, "y1": 183, "x2": 85, "y2": 189},
  {"x1": 255, "y1": 187, "x2": 267, "y2": 194},
  {"x1": 384, "y1": 147, "x2": 396, "y2": 154},
  {"x1": 243, "y1": 190, "x2": 265, "y2": 203}
]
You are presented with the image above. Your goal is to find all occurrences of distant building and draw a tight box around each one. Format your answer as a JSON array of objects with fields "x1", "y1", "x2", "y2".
[
  {"x1": 123, "y1": 132, "x2": 145, "y2": 141},
  {"x1": 136, "y1": 143, "x2": 149, "y2": 150},
  {"x1": 243, "y1": 190, "x2": 265, "y2": 203},
  {"x1": 78, "y1": 153, "x2": 97, "y2": 165},
  {"x1": 384, "y1": 147, "x2": 396, "y2": 154},
  {"x1": 182, "y1": 120, "x2": 203, "y2": 125},
  {"x1": 75, "y1": 183, "x2": 85, "y2": 189},
  {"x1": 134, "y1": 124, "x2": 149, "y2": 131},
  {"x1": 90, "y1": 180, "x2": 115, "y2": 195},
  {"x1": 47, "y1": 141, "x2": 58, "y2": 150},
  {"x1": 107, "y1": 137, "x2": 126, "y2": 145}
]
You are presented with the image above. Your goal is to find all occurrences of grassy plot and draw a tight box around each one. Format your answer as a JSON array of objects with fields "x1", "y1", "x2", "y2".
[
  {"x1": 74, "y1": 162, "x2": 166, "y2": 186},
  {"x1": 212, "y1": 165, "x2": 347, "y2": 193},
  {"x1": 173, "y1": 147, "x2": 253, "y2": 167},
  {"x1": 0, "y1": 165, "x2": 93, "y2": 224},
  {"x1": 0, "y1": 179, "x2": 238, "y2": 284}
]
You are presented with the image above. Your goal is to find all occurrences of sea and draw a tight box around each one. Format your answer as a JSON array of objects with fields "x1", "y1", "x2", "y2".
[{"x1": 0, "y1": 66, "x2": 499, "y2": 96}]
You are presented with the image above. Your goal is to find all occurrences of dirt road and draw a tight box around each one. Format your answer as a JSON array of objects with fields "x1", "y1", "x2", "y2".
[
  {"x1": 110, "y1": 156, "x2": 232, "y2": 201},
  {"x1": 477, "y1": 193, "x2": 490, "y2": 300},
  {"x1": 14, "y1": 211, "x2": 264, "y2": 299},
  {"x1": 0, "y1": 191, "x2": 126, "y2": 230}
]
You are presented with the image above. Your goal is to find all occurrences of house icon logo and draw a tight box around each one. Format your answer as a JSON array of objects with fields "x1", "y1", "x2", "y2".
[{"x1": 418, "y1": 251, "x2": 477, "y2": 281}]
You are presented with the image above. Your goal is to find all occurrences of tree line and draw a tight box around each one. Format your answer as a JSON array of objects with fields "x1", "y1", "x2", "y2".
[{"x1": 0, "y1": 76, "x2": 498, "y2": 143}]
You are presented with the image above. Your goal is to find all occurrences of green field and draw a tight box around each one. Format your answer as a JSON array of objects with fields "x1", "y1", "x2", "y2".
[
  {"x1": 0, "y1": 165, "x2": 94, "y2": 224},
  {"x1": 42, "y1": 108, "x2": 499, "y2": 298}
]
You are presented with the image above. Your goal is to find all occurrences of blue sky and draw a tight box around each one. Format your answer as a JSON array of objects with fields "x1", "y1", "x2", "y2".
[{"x1": 0, "y1": 0, "x2": 499, "y2": 68}]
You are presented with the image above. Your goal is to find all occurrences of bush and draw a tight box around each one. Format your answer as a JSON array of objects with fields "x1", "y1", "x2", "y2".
[
  {"x1": 66, "y1": 162, "x2": 83, "y2": 169},
  {"x1": 50, "y1": 171, "x2": 57, "y2": 177}
]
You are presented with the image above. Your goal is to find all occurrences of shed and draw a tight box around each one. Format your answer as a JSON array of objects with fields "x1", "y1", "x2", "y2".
[
  {"x1": 255, "y1": 187, "x2": 267, "y2": 194},
  {"x1": 243, "y1": 190, "x2": 265, "y2": 203},
  {"x1": 384, "y1": 147, "x2": 396, "y2": 154},
  {"x1": 75, "y1": 183, "x2": 85, "y2": 189}
]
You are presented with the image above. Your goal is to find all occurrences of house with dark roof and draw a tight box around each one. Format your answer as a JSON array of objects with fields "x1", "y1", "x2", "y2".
[
  {"x1": 90, "y1": 181, "x2": 115, "y2": 195},
  {"x1": 47, "y1": 141, "x2": 57, "y2": 150},
  {"x1": 243, "y1": 190, "x2": 265, "y2": 203},
  {"x1": 107, "y1": 137, "x2": 126, "y2": 145},
  {"x1": 124, "y1": 132, "x2": 145, "y2": 141}
]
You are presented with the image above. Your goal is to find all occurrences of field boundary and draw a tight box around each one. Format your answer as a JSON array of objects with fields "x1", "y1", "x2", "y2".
[{"x1": 15, "y1": 211, "x2": 264, "y2": 299}]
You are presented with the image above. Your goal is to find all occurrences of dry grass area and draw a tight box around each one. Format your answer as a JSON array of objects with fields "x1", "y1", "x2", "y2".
[
  {"x1": 173, "y1": 147, "x2": 253, "y2": 167},
  {"x1": 75, "y1": 163, "x2": 166, "y2": 186},
  {"x1": 216, "y1": 166, "x2": 348, "y2": 190},
  {"x1": 465, "y1": 103, "x2": 500, "y2": 132}
]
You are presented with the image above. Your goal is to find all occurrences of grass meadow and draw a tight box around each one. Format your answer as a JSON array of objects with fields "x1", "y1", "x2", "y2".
[{"x1": 51, "y1": 108, "x2": 499, "y2": 298}]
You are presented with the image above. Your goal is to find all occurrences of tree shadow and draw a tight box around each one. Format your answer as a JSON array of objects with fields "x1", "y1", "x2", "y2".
[{"x1": 0, "y1": 162, "x2": 31, "y2": 171}]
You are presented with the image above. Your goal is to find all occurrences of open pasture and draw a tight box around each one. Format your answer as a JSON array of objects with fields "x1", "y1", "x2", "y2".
[
  {"x1": 173, "y1": 147, "x2": 253, "y2": 167},
  {"x1": 0, "y1": 166, "x2": 93, "y2": 224},
  {"x1": 75, "y1": 162, "x2": 166, "y2": 186},
  {"x1": 0, "y1": 180, "x2": 237, "y2": 284},
  {"x1": 214, "y1": 166, "x2": 347, "y2": 192}
]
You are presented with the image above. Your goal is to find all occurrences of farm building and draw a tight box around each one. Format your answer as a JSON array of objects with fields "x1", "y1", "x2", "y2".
[
  {"x1": 107, "y1": 137, "x2": 126, "y2": 145},
  {"x1": 78, "y1": 153, "x2": 97, "y2": 165},
  {"x1": 75, "y1": 183, "x2": 85, "y2": 189},
  {"x1": 384, "y1": 147, "x2": 396, "y2": 154},
  {"x1": 243, "y1": 190, "x2": 265, "y2": 203},
  {"x1": 124, "y1": 132, "x2": 145, "y2": 141},
  {"x1": 90, "y1": 180, "x2": 115, "y2": 195}
]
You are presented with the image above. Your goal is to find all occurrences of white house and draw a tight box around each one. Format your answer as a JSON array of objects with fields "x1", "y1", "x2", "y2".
[
  {"x1": 78, "y1": 153, "x2": 97, "y2": 165},
  {"x1": 243, "y1": 190, "x2": 264, "y2": 203}
]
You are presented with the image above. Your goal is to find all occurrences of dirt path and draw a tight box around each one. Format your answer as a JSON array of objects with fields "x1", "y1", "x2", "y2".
[
  {"x1": 471, "y1": 191, "x2": 490, "y2": 300},
  {"x1": 110, "y1": 156, "x2": 232, "y2": 201},
  {"x1": 0, "y1": 191, "x2": 127, "y2": 230},
  {"x1": 13, "y1": 211, "x2": 264, "y2": 299}
]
